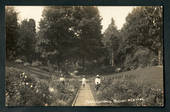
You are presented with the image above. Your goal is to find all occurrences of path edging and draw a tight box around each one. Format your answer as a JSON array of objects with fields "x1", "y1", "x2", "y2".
[{"x1": 72, "y1": 87, "x2": 80, "y2": 106}]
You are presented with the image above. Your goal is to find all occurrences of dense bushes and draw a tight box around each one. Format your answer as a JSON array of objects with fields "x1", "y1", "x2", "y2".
[
  {"x1": 92, "y1": 73, "x2": 163, "y2": 106},
  {"x1": 6, "y1": 67, "x2": 50, "y2": 106},
  {"x1": 6, "y1": 67, "x2": 80, "y2": 106},
  {"x1": 47, "y1": 76, "x2": 80, "y2": 106},
  {"x1": 122, "y1": 47, "x2": 158, "y2": 71}
]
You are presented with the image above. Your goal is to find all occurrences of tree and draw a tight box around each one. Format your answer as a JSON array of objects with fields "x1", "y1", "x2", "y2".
[
  {"x1": 38, "y1": 6, "x2": 105, "y2": 74},
  {"x1": 38, "y1": 6, "x2": 78, "y2": 71},
  {"x1": 73, "y1": 6, "x2": 104, "y2": 69},
  {"x1": 119, "y1": 6, "x2": 163, "y2": 69},
  {"x1": 103, "y1": 18, "x2": 120, "y2": 66},
  {"x1": 17, "y1": 19, "x2": 36, "y2": 62},
  {"x1": 5, "y1": 6, "x2": 19, "y2": 60}
]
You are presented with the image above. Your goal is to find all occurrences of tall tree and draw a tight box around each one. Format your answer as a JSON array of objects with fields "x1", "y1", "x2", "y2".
[
  {"x1": 103, "y1": 18, "x2": 120, "y2": 66},
  {"x1": 38, "y1": 6, "x2": 78, "y2": 71},
  {"x1": 73, "y1": 6, "x2": 104, "y2": 68},
  {"x1": 38, "y1": 6, "x2": 105, "y2": 73},
  {"x1": 5, "y1": 6, "x2": 19, "y2": 60},
  {"x1": 17, "y1": 19, "x2": 36, "y2": 62},
  {"x1": 120, "y1": 6, "x2": 163, "y2": 68}
]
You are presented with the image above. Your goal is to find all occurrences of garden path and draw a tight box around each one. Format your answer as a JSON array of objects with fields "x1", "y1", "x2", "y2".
[{"x1": 73, "y1": 83, "x2": 96, "y2": 106}]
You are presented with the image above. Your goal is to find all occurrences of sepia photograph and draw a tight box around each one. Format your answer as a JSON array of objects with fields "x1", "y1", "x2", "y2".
[{"x1": 5, "y1": 6, "x2": 163, "y2": 106}]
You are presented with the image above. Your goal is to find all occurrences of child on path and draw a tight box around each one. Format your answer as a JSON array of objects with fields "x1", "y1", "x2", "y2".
[{"x1": 82, "y1": 75, "x2": 86, "y2": 87}]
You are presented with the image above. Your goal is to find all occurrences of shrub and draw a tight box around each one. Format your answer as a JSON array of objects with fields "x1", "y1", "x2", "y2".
[
  {"x1": 122, "y1": 47, "x2": 157, "y2": 71},
  {"x1": 6, "y1": 67, "x2": 80, "y2": 106},
  {"x1": 6, "y1": 67, "x2": 51, "y2": 106},
  {"x1": 93, "y1": 75, "x2": 164, "y2": 106},
  {"x1": 48, "y1": 76, "x2": 80, "y2": 106}
]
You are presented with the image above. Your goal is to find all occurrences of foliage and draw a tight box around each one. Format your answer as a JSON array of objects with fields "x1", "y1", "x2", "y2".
[
  {"x1": 75, "y1": 6, "x2": 104, "y2": 62},
  {"x1": 37, "y1": 6, "x2": 105, "y2": 74},
  {"x1": 121, "y1": 46, "x2": 157, "y2": 70},
  {"x1": 102, "y1": 18, "x2": 120, "y2": 66},
  {"x1": 124, "y1": 6, "x2": 163, "y2": 53},
  {"x1": 38, "y1": 6, "x2": 78, "y2": 65},
  {"x1": 6, "y1": 7, "x2": 37, "y2": 62},
  {"x1": 5, "y1": 6, "x2": 19, "y2": 60},
  {"x1": 6, "y1": 67, "x2": 50, "y2": 106},
  {"x1": 5, "y1": 6, "x2": 164, "y2": 78},
  {"x1": 92, "y1": 72, "x2": 163, "y2": 106},
  {"x1": 48, "y1": 75, "x2": 80, "y2": 106},
  {"x1": 17, "y1": 19, "x2": 36, "y2": 62},
  {"x1": 6, "y1": 67, "x2": 80, "y2": 106},
  {"x1": 117, "y1": 6, "x2": 163, "y2": 70}
]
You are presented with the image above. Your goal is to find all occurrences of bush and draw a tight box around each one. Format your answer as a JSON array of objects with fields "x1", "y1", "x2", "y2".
[
  {"x1": 6, "y1": 67, "x2": 51, "y2": 106},
  {"x1": 93, "y1": 74, "x2": 164, "y2": 106},
  {"x1": 122, "y1": 47, "x2": 157, "y2": 71},
  {"x1": 48, "y1": 76, "x2": 80, "y2": 106},
  {"x1": 6, "y1": 67, "x2": 80, "y2": 106}
]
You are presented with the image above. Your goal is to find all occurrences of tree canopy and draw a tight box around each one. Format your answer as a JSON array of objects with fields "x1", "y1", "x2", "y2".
[
  {"x1": 5, "y1": 6, "x2": 163, "y2": 74},
  {"x1": 123, "y1": 6, "x2": 163, "y2": 54},
  {"x1": 117, "y1": 6, "x2": 163, "y2": 70},
  {"x1": 6, "y1": 6, "x2": 19, "y2": 60},
  {"x1": 17, "y1": 19, "x2": 36, "y2": 62},
  {"x1": 103, "y1": 18, "x2": 120, "y2": 66},
  {"x1": 37, "y1": 6, "x2": 105, "y2": 73}
]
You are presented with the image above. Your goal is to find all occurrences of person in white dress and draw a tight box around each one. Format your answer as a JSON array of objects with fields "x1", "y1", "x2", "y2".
[
  {"x1": 95, "y1": 75, "x2": 101, "y2": 91},
  {"x1": 59, "y1": 74, "x2": 65, "y2": 84}
]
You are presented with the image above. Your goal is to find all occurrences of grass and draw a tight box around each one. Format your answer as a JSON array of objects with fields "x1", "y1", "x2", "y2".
[{"x1": 90, "y1": 66, "x2": 164, "y2": 106}]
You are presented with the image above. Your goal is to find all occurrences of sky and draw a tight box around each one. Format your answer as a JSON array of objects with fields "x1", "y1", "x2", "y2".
[{"x1": 14, "y1": 6, "x2": 135, "y2": 32}]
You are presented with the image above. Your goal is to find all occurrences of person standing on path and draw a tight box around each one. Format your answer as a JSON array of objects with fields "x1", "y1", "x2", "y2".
[
  {"x1": 59, "y1": 74, "x2": 65, "y2": 85},
  {"x1": 82, "y1": 75, "x2": 86, "y2": 87},
  {"x1": 95, "y1": 75, "x2": 101, "y2": 91}
]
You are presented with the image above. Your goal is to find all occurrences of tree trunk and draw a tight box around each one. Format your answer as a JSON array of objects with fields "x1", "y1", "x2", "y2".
[
  {"x1": 111, "y1": 51, "x2": 114, "y2": 66},
  {"x1": 82, "y1": 57, "x2": 85, "y2": 71},
  {"x1": 47, "y1": 60, "x2": 53, "y2": 75}
]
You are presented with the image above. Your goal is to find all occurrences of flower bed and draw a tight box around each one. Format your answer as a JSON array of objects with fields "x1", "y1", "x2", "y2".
[
  {"x1": 91, "y1": 73, "x2": 164, "y2": 106},
  {"x1": 6, "y1": 67, "x2": 80, "y2": 106}
]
